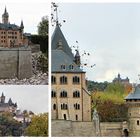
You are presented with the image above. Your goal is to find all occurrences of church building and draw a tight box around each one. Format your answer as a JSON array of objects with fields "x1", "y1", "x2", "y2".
[
  {"x1": 0, "y1": 7, "x2": 28, "y2": 48},
  {"x1": 51, "y1": 22, "x2": 91, "y2": 121}
]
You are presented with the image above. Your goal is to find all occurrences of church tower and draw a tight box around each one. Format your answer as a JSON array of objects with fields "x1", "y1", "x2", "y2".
[
  {"x1": 1, "y1": 92, "x2": 5, "y2": 103},
  {"x1": 2, "y1": 7, "x2": 9, "y2": 24},
  {"x1": 125, "y1": 86, "x2": 140, "y2": 136}
]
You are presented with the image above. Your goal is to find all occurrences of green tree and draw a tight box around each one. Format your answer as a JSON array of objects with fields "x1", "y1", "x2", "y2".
[
  {"x1": 0, "y1": 112, "x2": 22, "y2": 136},
  {"x1": 105, "y1": 83, "x2": 125, "y2": 95},
  {"x1": 25, "y1": 113, "x2": 48, "y2": 136},
  {"x1": 38, "y1": 16, "x2": 48, "y2": 36}
]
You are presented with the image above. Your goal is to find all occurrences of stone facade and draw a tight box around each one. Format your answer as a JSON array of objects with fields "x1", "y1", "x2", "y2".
[
  {"x1": 126, "y1": 102, "x2": 140, "y2": 136},
  {"x1": 52, "y1": 72, "x2": 91, "y2": 121},
  {"x1": 52, "y1": 120, "x2": 128, "y2": 137}
]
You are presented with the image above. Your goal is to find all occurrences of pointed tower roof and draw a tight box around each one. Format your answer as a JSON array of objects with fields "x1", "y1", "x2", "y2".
[
  {"x1": 8, "y1": 98, "x2": 13, "y2": 105},
  {"x1": 1, "y1": 92, "x2": 4, "y2": 97},
  {"x1": 125, "y1": 86, "x2": 140, "y2": 100},
  {"x1": 20, "y1": 20, "x2": 24, "y2": 29},
  {"x1": 2, "y1": 6, "x2": 9, "y2": 17},
  {"x1": 51, "y1": 24, "x2": 74, "y2": 59},
  {"x1": 75, "y1": 50, "x2": 80, "y2": 57},
  {"x1": 51, "y1": 24, "x2": 83, "y2": 73}
]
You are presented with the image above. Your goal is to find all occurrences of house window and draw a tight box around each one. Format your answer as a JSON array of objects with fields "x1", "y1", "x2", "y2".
[
  {"x1": 74, "y1": 103, "x2": 80, "y2": 110},
  {"x1": 51, "y1": 76, "x2": 56, "y2": 84},
  {"x1": 61, "y1": 103, "x2": 68, "y2": 110},
  {"x1": 73, "y1": 76, "x2": 80, "y2": 84},
  {"x1": 137, "y1": 120, "x2": 139, "y2": 125},
  {"x1": 51, "y1": 90, "x2": 56, "y2": 98},
  {"x1": 60, "y1": 76, "x2": 67, "y2": 84},
  {"x1": 60, "y1": 91, "x2": 67, "y2": 98},
  {"x1": 73, "y1": 91, "x2": 80, "y2": 98},
  {"x1": 53, "y1": 104, "x2": 56, "y2": 110},
  {"x1": 61, "y1": 65, "x2": 66, "y2": 70},
  {"x1": 69, "y1": 64, "x2": 74, "y2": 70}
]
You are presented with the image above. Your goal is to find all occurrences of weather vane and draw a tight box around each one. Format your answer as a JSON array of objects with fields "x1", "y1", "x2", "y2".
[{"x1": 51, "y1": 2, "x2": 66, "y2": 27}]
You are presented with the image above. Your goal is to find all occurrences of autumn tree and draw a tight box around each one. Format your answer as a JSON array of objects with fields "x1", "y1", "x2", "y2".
[{"x1": 25, "y1": 113, "x2": 48, "y2": 136}]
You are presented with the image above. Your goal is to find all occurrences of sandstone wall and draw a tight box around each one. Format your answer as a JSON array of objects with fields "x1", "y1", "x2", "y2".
[
  {"x1": 0, "y1": 47, "x2": 32, "y2": 79},
  {"x1": 51, "y1": 120, "x2": 125, "y2": 137}
]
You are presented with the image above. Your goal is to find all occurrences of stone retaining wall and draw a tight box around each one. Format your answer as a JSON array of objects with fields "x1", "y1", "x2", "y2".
[
  {"x1": 0, "y1": 47, "x2": 32, "y2": 79},
  {"x1": 51, "y1": 120, "x2": 126, "y2": 137}
]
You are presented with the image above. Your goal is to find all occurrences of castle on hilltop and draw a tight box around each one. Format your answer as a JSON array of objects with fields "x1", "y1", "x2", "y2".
[
  {"x1": 0, "y1": 7, "x2": 29, "y2": 48},
  {"x1": 113, "y1": 73, "x2": 130, "y2": 85},
  {"x1": 0, "y1": 92, "x2": 17, "y2": 113}
]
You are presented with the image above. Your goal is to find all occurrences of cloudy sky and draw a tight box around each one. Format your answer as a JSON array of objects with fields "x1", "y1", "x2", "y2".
[
  {"x1": 0, "y1": 0, "x2": 50, "y2": 34},
  {"x1": 55, "y1": 3, "x2": 140, "y2": 83},
  {"x1": 0, "y1": 85, "x2": 48, "y2": 114}
]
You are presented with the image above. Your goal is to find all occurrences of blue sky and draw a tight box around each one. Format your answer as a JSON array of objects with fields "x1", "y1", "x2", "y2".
[{"x1": 55, "y1": 3, "x2": 140, "y2": 83}]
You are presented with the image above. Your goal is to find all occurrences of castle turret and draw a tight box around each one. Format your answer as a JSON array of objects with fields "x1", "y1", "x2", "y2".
[
  {"x1": 74, "y1": 50, "x2": 81, "y2": 67},
  {"x1": 125, "y1": 86, "x2": 140, "y2": 136},
  {"x1": 2, "y1": 7, "x2": 9, "y2": 24},
  {"x1": 8, "y1": 98, "x2": 13, "y2": 106},
  {"x1": 1, "y1": 92, "x2": 5, "y2": 103}
]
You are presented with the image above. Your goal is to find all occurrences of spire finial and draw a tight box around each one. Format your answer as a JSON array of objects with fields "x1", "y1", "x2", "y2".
[
  {"x1": 53, "y1": 3, "x2": 59, "y2": 25},
  {"x1": 1, "y1": 92, "x2": 4, "y2": 97},
  {"x1": 20, "y1": 20, "x2": 24, "y2": 29}
]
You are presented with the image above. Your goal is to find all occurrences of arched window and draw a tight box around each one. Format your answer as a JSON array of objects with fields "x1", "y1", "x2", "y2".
[
  {"x1": 53, "y1": 104, "x2": 56, "y2": 110},
  {"x1": 51, "y1": 90, "x2": 56, "y2": 98},
  {"x1": 60, "y1": 91, "x2": 67, "y2": 98},
  {"x1": 74, "y1": 103, "x2": 80, "y2": 110},
  {"x1": 61, "y1": 103, "x2": 68, "y2": 110},
  {"x1": 73, "y1": 76, "x2": 80, "y2": 84},
  {"x1": 69, "y1": 64, "x2": 74, "y2": 70},
  {"x1": 61, "y1": 65, "x2": 66, "y2": 70},
  {"x1": 60, "y1": 76, "x2": 67, "y2": 84},
  {"x1": 73, "y1": 90, "x2": 80, "y2": 98},
  {"x1": 51, "y1": 76, "x2": 56, "y2": 84}
]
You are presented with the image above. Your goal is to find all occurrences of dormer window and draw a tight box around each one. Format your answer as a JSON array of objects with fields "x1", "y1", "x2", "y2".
[
  {"x1": 69, "y1": 64, "x2": 74, "y2": 70},
  {"x1": 61, "y1": 65, "x2": 66, "y2": 70}
]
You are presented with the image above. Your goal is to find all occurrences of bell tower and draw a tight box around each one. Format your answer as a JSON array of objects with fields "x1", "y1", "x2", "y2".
[{"x1": 2, "y1": 7, "x2": 9, "y2": 24}]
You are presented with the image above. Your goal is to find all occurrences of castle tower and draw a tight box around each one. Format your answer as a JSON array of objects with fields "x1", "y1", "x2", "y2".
[
  {"x1": 125, "y1": 86, "x2": 140, "y2": 136},
  {"x1": 2, "y1": 7, "x2": 9, "y2": 24},
  {"x1": 8, "y1": 98, "x2": 13, "y2": 106},
  {"x1": 1, "y1": 92, "x2": 5, "y2": 103}
]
